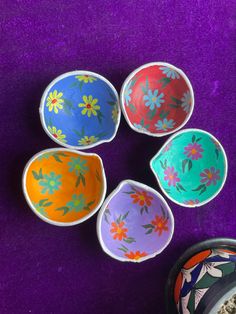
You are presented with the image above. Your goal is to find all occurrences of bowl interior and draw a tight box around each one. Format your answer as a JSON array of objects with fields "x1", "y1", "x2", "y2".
[
  {"x1": 24, "y1": 149, "x2": 105, "y2": 225},
  {"x1": 99, "y1": 181, "x2": 174, "y2": 262},
  {"x1": 174, "y1": 248, "x2": 236, "y2": 313},
  {"x1": 122, "y1": 63, "x2": 193, "y2": 136},
  {"x1": 41, "y1": 72, "x2": 119, "y2": 149},
  {"x1": 151, "y1": 129, "x2": 227, "y2": 206}
]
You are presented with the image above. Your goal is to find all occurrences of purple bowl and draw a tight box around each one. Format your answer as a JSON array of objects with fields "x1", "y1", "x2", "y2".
[{"x1": 97, "y1": 180, "x2": 174, "y2": 263}]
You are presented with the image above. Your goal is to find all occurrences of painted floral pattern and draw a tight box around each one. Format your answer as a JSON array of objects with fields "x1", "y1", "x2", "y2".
[
  {"x1": 122, "y1": 64, "x2": 193, "y2": 135},
  {"x1": 46, "y1": 90, "x2": 64, "y2": 114},
  {"x1": 26, "y1": 150, "x2": 105, "y2": 224},
  {"x1": 42, "y1": 73, "x2": 120, "y2": 148},
  {"x1": 48, "y1": 126, "x2": 67, "y2": 143},
  {"x1": 151, "y1": 130, "x2": 227, "y2": 206},
  {"x1": 78, "y1": 135, "x2": 98, "y2": 146},
  {"x1": 174, "y1": 248, "x2": 236, "y2": 314},
  {"x1": 99, "y1": 181, "x2": 174, "y2": 262}
]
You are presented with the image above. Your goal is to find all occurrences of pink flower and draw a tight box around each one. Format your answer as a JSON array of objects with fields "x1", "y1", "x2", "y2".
[
  {"x1": 184, "y1": 142, "x2": 203, "y2": 160},
  {"x1": 200, "y1": 167, "x2": 220, "y2": 186},
  {"x1": 163, "y1": 141, "x2": 172, "y2": 152},
  {"x1": 184, "y1": 200, "x2": 200, "y2": 205},
  {"x1": 164, "y1": 166, "x2": 180, "y2": 186}
]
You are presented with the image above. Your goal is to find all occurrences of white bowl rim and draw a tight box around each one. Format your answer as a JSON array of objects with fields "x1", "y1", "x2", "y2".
[
  {"x1": 22, "y1": 147, "x2": 107, "y2": 226},
  {"x1": 39, "y1": 70, "x2": 121, "y2": 150},
  {"x1": 150, "y1": 128, "x2": 228, "y2": 208},
  {"x1": 96, "y1": 179, "x2": 175, "y2": 263},
  {"x1": 120, "y1": 61, "x2": 195, "y2": 137}
]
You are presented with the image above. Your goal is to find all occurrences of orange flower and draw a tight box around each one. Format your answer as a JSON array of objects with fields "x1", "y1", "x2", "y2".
[
  {"x1": 130, "y1": 190, "x2": 153, "y2": 206},
  {"x1": 110, "y1": 221, "x2": 128, "y2": 241},
  {"x1": 151, "y1": 215, "x2": 168, "y2": 236},
  {"x1": 125, "y1": 251, "x2": 147, "y2": 260}
]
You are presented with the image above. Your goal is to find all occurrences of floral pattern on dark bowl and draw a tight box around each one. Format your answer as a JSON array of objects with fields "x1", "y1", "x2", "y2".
[
  {"x1": 166, "y1": 238, "x2": 236, "y2": 314},
  {"x1": 97, "y1": 180, "x2": 174, "y2": 263},
  {"x1": 22, "y1": 148, "x2": 107, "y2": 226},
  {"x1": 150, "y1": 129, "x2": 228, "y2": 207},
  {"x1": 40, "y1": 71, "x2": 120, "y2": 150},
  {"x1": 120, "y1": 62, "x2": 194, "y2": 137}
]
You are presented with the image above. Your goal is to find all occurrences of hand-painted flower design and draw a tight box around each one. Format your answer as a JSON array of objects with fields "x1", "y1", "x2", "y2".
[
  {"x1": 151, "y1": 215, "x2": 169, "y2": 236},
  {"x1": 143, "y1": 89, "x2": 164, "y2": 110},
  {"x1": 164, "y1": 166, "x2": 180, "y2": 187},
  {"x1": 48, "y1": 126, "x2": 67, "y2": 143},
  {"x1": 110, "y1": 221, "x2": 128, "y2": 241},
  {"x1": 125, "y1": 251, "x2": 147, "y2": 260},
  {"x1": 78, "y1": 135, "x2": 98, "y2": 146},
  {"x1": 133, "y1": 123, "x2": 146, "y2": 131},
  {"x1": 159, "y1": 66, "x2": 180, "y2": 79},
  {"x1": 39, "y1": 172, "x2": 62, "y2": 194},
  {"x1": 130, "y1": 190, "x2": 153, "y2": 206},
  {"x1": 184, "y1": 142, "x2": 204, "y2": 160},
  {"x1": 66, "y1": 194, "x2": 86, "y2": 212},
  {"x1": 155, "y1": 118, "x2": 175, "y2": 131},
  {"x1": 200, "y1": 167, "x2": 220, "y2": 186},
  {"x1": 124, "y1": 83, "x2": 132, "y2": 105},
  {"x1": 112, "y1": 106, "x2": 118, "y2": 123},
  {"x1": 184, "y1": 199, "x2": 200, "y2": 205},
  {"x1": 78, "y1": 95, "x2": 100, "y2": 117},
  {"x1": 181, "y1": 91, "x2": 191, "y2": 113},
  {"x1": 68, "y1": 157, "x2": 88, "y2": 176},
  {"x1": 75, "y1": 75, "x2": 97, "y2": 83},
  {"x1": 163, "y1": 141, "x2": 172, "y2": 152},
  {"x1": 46, "y1": 90, "x2": 64, "y2": 114}
]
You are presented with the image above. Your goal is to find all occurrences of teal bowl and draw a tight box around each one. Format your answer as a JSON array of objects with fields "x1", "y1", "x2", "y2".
[{"x1": 150, "y1": 129, "x2": 228, "y2": 207}]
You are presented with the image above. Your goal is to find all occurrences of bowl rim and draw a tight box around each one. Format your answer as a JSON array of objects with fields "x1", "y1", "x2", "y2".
[
  {"x1": 120, "y1": 61, "x2": 195, "y2": 137},
  {"x1": 22, "y1": 147, "x2": 107, "y2": 227},
  {"x1": 96, "y1": 179, "x2": 175, "y2": 263},
  {"x1": 149, "y1": 128, "x2": 228, "y2": 208},
  {"x1": 39, "y1": 70, "x2": 121, "y2": 150},
  {"x1": 165, "y1": 237, "x2": 236, "y2": 314}
]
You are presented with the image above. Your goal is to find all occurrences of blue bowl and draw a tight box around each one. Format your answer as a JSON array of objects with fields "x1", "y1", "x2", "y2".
[{"x1": 40, "y1": 71, "x2": 120, "y2": 149}]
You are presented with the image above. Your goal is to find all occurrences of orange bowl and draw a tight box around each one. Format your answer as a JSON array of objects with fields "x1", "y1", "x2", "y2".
[{"x1": 22, "y1": 148, "x2": 106, "y2": 226}]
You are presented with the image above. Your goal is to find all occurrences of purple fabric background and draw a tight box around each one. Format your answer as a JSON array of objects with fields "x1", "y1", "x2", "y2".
[{"x1": 1, "y1": 1, "x2": 236, "y2": 313}]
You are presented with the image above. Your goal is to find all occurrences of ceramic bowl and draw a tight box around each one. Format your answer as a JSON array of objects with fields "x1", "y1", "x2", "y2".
[
  {"x1": 97, "y1": 180, "x2": 174, "y2": 263},
  {"x1": 40, "y1": 71, "x2": 120, "y2": 149},
  {"x1": 166, "y1": 238, "x2": 236, "y2": 314},
  {"x1": 22, "y1": 148, "x2": 106, "y2": 226},
  {"x1": 150, "y1": 128, "x2": 228, "y2": 207},
  {"x1": 120, "y1": 62, "x2": 194, "y2": 137}
]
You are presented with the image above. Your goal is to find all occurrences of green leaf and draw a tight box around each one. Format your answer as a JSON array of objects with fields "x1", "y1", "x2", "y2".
[
  {"x1": 116, "y1": 215, "x2": 122, "y2": 224},
  {"x1": 188, "y1": 160, "x2": 192, "y2": 171},
  {"x1": 171, "y1": 96, "x2": 182, "y2": 105},
  {"x1": 140, "y1": 207, "x2": 144, "y2": 214},
  {"x1": 145, "y1": 77, "x2": 149, "y2": 90},
  {"x1": 182, "y1": 159, "x2": 188, "y2": 173},
  {"x1": 160, "y1": 205, "x2": 166, "y2": 219},
  {"x1": 80, "y1": 174, "x2": 85, "y2": 186},
  {"x1": 86, "y1": 200, "x2": 95, "y2": 207},
  {"x1": 70, "y1": 82, "x2": 78, "y2": 88},
  {"x1": 95, "y1": 170, "x2": 101, "y2": 182},
  {"x1": 147, "y1": 107, "x2": 157, "y2": 120},
  {"x1": 56, "y1": 152, "x2": 68, "y2": 157},
  {"x1": 169, "y1": 104, "x2": 179, "y2": 108},
  {"x1": 160, "y1": 160, "x2": 166, "y2": 170},
  {"x1": 177, "y1": 183, "x2": 186, "y2": 191},
  {"x1": 176, "y1": 185, "x2": 181, "y2": 193},
  {"x1": 141, "y1": 86, "x2": 147, "y2": 94},
  {"x1": 56, "y1": 206, "x2": 70, "y2": 215},
  {"x1": 160, "y1": 110, "x2": 169, "y2": 119},
  {"x1": 53, "y1": 154, "x2": 63, "y2": 163},
  {"x1": 215, "y1": 149, "x2": 219, "y2": 159},
  {"x1": 39, "y1": 199, "x2": 48, "y2": 206},
  {"x1": 118, "y1": 245, "x2": 128, "y2": 253},
  {"x1": 107, "y1": 101, "x2": 116, "y2": 106},
  {"x1": 43, "y1": 202, "x2": 53, "y2": 207},
  {"x1": 158, "y1": 77, "x2": 171, "y2": 88},
  {"x1": 140, "y1": 118, "x2": 144, "y2": 126},
  {"x1": 199, "y1": 186, "x2": 207, "y2": 195},
  {"x1": 192, "y1": 135, "x2": 196, "y2": 143},
  {"x1": 142, "y1": 224, "x2": 154, "y2": 229},
  {"x1": 75, "y1": 175, "x2": 81, "y2": 187},
  {"x1": 192, "y1": 184, "x2": 205, "y2": 191},
  {"x1": 144, "y1": 205, "x2": 148, "y2": 214},
  {"x1": 32, "y1": 169, "x2": 43, "y2": 180},
  {"x1": 97, "y1": 110, "x2": 104, "y2": 124},
  {"x1": 123, "y1": 191, "x2": 134, "y2": 194},
  {"x1": 146, "y1": 229, "x2": 153, "y2": 235},
  {"x1": 108, "y1": 90, "x2": 116, "y2": 101},
  {"x1": 123, "y1": 237, "x2": 136, "y2": 244},
  {"x1": 196, "y1": 137, "x2": 202, "y2": 142},
  {"x1": 96, "y1": 131, "x2": 107, "y2": 138},
  {"x1": 79, "y1": 81, "x2": 83, "y2": 91},
  {"x1": 128, "y1": 103, "x2": 137, "y2": 113},
  {"x1": 122, "y1": 211, "x2": 129, "y2": 220}
]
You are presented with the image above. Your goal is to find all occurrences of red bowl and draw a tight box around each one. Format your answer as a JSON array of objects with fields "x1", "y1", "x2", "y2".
[{"x1": 120, "y1": 62, "x2": 194, "y2": 137}]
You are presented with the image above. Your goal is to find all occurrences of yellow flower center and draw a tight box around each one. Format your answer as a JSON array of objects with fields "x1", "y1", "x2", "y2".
[
  {"x1": 52, "y1": 99, "x2": 57, "y2": 104},
  {"x1": 134, "y1": 255, "x2": 141, "y2": 260},
  {"x1": 50, "y1": 180, "x2": 55, "y2": 186},
  {"x1": 86, "y1": 103, "x2": 92, "y2": 109},
  {"x1": 116, "y1": 227, "x2": 122, "y2": 234},
  {"x1": 163, "y1": 124, "x2": 167, "y2": 129},
  {"x1": 191, "y1": 148, "x2": 197, "y2": 154},
  {"x1": 169, "y1": 175, "x2": 173, "y2": 180},
  {"x1": 74, "y1": 200, "x2": 80, "y2": 206},
  {"x1": 152, "y1": 97, "x2": 157, "y2": 102},
  {"x1": 207, "y1": 172, "x2": 213, "y2": 179},
  {"x1": 139, "y1": 195, "x2": 145, "y2": 201}
]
